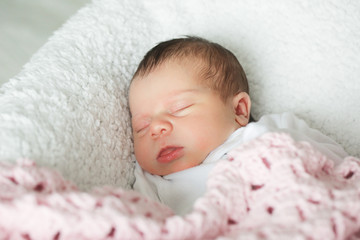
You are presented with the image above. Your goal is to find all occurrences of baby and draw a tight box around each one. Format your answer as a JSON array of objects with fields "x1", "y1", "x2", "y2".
[{"x1": 128, "y1": 36, "x2": 348, "y2": 215}]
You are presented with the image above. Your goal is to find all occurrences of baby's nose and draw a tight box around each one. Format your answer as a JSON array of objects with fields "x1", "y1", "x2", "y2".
[{"x1": 151, "y1": 119, "x2": 173, "y2": 138}]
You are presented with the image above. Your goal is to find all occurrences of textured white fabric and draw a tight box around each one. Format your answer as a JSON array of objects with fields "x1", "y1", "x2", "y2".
[
  {"x1": 0, "y1": 0, "x2": 359, "y2": 190},
  {"x1": 134, "y1": 113, "x2": 348, "y2": 215}
]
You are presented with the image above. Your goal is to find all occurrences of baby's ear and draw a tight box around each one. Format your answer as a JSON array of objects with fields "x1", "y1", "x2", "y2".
[{"x1": 232, "y1": 92, "x2": 251, "y2": 127}]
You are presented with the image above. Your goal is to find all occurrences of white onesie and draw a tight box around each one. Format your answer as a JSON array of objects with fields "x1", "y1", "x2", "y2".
[{"x1": 133, "y1": 113, "x2": 348, "y2": 216}]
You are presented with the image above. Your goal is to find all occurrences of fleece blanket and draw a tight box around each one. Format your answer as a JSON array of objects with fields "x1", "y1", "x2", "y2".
[{"x1": 1, "y1": 133, "x2": 360, "y2": 240}]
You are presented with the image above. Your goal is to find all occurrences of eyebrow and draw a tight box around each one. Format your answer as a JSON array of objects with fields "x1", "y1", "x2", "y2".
[
  {"x1": 166, "y1": 88, "x2": 203, "y2": 98},
  {"x1": 163, "y1": 88, "x2": 202, "y2": 104}
]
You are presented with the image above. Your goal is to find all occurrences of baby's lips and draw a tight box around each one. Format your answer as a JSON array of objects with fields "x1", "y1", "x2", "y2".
[
  {"x1": 158, "y1": 147, "x2": 177, "y2": 157},
  {"x1": 157, "y1": 146, "x2": 184, "y2": 163}
]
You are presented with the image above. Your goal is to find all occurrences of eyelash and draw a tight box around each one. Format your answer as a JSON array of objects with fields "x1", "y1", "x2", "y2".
[
  {"x1": 133, "y1": 104, "x2": 193, "y2": 134},
  {"x1": 170, "y1": 104, "x2": 193, "y2": 115},
  {"x1": 133, "y1": 121, "x2": 150, "y2": 134},
  {"x1": 135, "y1": 126, "x2": 148, "y2": 134}
]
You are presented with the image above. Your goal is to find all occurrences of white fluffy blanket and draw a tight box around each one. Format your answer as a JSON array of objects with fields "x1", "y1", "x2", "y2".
[
  {"x1": 1, "y1": 133, "x2": 360, "y2": 239},
  {"x1": 0, "y1": 0, "x2": 360, "y2": 191}
]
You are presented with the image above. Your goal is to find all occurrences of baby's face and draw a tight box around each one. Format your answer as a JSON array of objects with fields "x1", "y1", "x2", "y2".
[{"x1": 129, "y1": 60, "x2": 240, "y2": 175}]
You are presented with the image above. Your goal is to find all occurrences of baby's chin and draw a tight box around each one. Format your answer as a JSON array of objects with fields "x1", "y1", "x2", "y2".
[{"x1": 153, "y1": 161, "x2": 203, "y2": 176}]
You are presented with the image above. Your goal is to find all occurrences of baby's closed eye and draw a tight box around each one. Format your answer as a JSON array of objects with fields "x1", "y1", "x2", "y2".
[
  {"x1": 132, "y1": 119, "x2": 151, "y2": 134},
  {"x1": 135, "y1": 125, "x2": 149, "y2": 134},
  {"x1": 169, "y1": 103, "x2": 194, "y2": 117}
]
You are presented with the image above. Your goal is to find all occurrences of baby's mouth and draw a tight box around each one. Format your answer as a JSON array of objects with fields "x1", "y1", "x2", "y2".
[{"x1": 157, "y1": 146, "x2": 184, "y2": 163}]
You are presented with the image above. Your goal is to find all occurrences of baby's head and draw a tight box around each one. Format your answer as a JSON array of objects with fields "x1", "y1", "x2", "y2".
[{"x1": 129, "y1": 36, "x2": 251, "y2": 176}]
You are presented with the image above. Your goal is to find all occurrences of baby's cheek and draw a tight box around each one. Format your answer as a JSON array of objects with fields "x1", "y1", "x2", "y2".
[
  {"x1": 134, "y1": 142, "x2": 149, "y2": 164},
  {"x1": 197, "y1": 137, "x2": 210, "y2": 150},
  {"x1": 194, "y1": 132, "x2": 216, "y2": 155},
  {"x1": 196, "y1": 126, "x2": 228, "y2": 156},
  {"x1": 181, "y1": 117, "x2": 217, "y2": 158}
]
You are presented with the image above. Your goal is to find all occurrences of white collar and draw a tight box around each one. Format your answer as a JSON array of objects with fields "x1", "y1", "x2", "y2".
[{"x1": 202, "y1": 127, "x2": 245, "y2": 164}]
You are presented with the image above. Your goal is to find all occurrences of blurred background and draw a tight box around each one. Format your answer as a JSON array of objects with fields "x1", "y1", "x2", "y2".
[{"x1": 0, "y1": 0, "x2": 90, "y2": 87}]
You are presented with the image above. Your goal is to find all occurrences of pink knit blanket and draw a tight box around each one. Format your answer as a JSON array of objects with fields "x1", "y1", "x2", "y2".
[{"x1": 1, "y1": 133, "x2": 360, "y2": 239}]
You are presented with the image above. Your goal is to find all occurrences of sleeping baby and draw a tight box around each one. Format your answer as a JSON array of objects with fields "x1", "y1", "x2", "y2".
[{"x1": 128, "y1": 36, "x2": 348, "y2": 216}]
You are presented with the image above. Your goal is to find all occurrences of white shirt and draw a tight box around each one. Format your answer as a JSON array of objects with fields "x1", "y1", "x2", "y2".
[{"x1": 133, "y1": 113, "x2": 348, "y2": 216}]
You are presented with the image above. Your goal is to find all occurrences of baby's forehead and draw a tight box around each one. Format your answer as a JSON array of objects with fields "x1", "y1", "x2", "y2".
[
  {"x1": 131, "y1": 57, "x2": 208, "y2": 84},
  {"x1": 129, "y1": 59, "x2": 211, "y2": 99}
]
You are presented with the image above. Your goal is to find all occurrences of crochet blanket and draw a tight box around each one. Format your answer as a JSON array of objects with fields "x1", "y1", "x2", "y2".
[{"x1": 1, "y1": 133, "x2": 360, "y2": 240}]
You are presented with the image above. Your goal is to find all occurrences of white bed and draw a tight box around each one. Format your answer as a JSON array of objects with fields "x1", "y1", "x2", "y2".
[{"x1": 0, "y1": 0, "x2": 359, "y2": 191}]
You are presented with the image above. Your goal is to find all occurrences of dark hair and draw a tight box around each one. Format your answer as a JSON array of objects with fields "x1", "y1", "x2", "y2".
[{"x1": 132, "y1": 36, "x2": 249, "y2": 102}]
